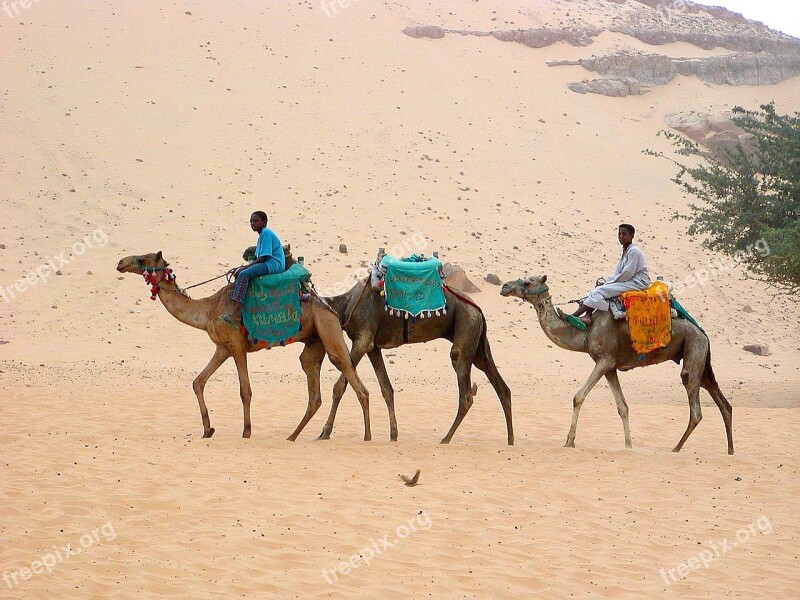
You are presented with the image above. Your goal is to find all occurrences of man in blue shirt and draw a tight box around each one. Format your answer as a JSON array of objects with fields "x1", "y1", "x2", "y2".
[{"x1": 220, "y1": 211, "x2": 286, "y2": 325}]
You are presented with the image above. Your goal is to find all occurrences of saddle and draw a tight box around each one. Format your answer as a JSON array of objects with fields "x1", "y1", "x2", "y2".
[
  {"x1": 619, "y1": 281, "x2": 672, "y2": 354},
  {"x1": 374, "y1": 254, "x2": 447, "y2": 319}
]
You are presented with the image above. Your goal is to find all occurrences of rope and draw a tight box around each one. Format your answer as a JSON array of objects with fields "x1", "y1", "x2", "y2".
[{"x1": 183, "y1": 271, "x2": 232, "y2": 290}]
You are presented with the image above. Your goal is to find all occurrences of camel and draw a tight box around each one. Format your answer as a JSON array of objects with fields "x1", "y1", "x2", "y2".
[
  {"x1": 116, "y1": 251, "x2": 371, "y2": 441},
  {"x1": 500, "y1": 275, "x2": 733, "y2": 454},
  {"x1": 319, "y1": 270, "x2": 514, "y2": 445}
]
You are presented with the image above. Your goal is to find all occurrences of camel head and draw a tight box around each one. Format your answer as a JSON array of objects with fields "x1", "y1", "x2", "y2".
[
  {"x1": 116, "y1": 251, "x2": 169, "y2": 274},
  {"x1": 500, "y1": 275, "x2": 549, "y2": 302}
]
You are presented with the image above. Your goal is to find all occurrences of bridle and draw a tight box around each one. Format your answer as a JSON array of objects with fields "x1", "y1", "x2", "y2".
[{"x1": 135, "y1": 256, "x2": 177, "y2": 300}]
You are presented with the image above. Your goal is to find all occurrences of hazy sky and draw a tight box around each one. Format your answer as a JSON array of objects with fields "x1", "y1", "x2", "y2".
[{"x1": 696, "y1": 0, "x2": 800, "y2": 38}]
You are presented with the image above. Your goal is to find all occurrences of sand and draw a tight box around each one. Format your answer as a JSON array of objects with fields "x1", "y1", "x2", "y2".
[{"x1": 1, "y1": 1, "x2": 798, "y2": 598}]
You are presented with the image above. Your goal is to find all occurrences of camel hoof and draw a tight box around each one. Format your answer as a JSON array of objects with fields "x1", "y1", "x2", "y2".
[
  {"x1": 671, "y1": 447, "x2": 681, "y2": 453},
  {"x1": 286, "y1": 435, "x2": 297, "y2": 442},
  {"x1": 439, "y1": 438, "x2": 451, "y2": 445},
  {"x1": 317, "y1": 432, "x2": 331, "y2": 441},
  {"x1": 364, "y1": 436, "x2": 372, "y2": 442},
  {"x1": 242, "y1": 430, "x2": 251, "y2": 439},
  {"x1": 203, "y1": 428, "x2": 215, "y2": 439},
  {"x1": 728, "y1": 449, "x2": 735, "y2": 455},
  {"x1": 564, "y1": 441, "x2": 575, "y2": 448}
]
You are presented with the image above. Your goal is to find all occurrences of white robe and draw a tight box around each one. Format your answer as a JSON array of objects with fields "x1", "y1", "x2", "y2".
[{"x1": 583, "y1": 244, "x2": 651, "y2": 311}]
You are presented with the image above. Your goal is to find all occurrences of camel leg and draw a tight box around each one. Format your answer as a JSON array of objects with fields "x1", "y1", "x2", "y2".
[
  {"x1": 315, "y1": 308, "x2": 371, "y2": 441},
  {"x1": 320, "y1": 336, "x2": 371, "y2": 440},
  {"x1": 287, "y1": 341, "x2": 326, "y2": 441},
  {"x1": 367, "y1": 348, "x2": 398, "y2": 441},
  {"x1": 701, "y1": 363, "x2": 734, "y2": 455},
  {"x1": 565, "y1": 359, "x2": 614, "y2": 448},
  {"x1": 604, "y1": 369, "x2": 632, "y2": 449},
  {"x1": 673, "y1": 366, "x2": 703, "y2": 453},
  {"x1": 473, "y1": 343, "x2": 514, "y2": 446},
  {"x1": 192, "y1": 344, "x2": 231, "y2": 438},
  {"x1": 441, "y1": 347, "x2": 474, "y2": 444},
  {"x1": 231, "y1": 349, "x2": 253, "y2": 438}
]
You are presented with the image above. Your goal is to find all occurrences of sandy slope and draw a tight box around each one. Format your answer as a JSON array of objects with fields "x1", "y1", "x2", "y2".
[{"x1": 1, "y1": 1, "x2": 798, "y2": 598}]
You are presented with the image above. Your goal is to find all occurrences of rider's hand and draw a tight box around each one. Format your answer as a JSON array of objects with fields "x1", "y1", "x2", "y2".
[{"x1": 595, "y1": 277, "x2": 606, "y2": 287}]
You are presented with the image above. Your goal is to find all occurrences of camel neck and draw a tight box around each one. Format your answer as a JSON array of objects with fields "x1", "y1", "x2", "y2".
[
  {"x1": 533, "y1": 295, "x2": 588, "y2": 353},
  {"x1": 156, "y1": 279, "x2": 212, "y2": 331}
]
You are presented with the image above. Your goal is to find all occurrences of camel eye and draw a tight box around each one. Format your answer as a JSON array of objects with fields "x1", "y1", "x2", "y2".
[{"x1": 523, "y1": 280, "x2": 531, "y2": 287}]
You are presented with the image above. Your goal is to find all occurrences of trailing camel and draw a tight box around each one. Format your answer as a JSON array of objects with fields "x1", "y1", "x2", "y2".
[{"x1": 501, "y1": 275, "x2": 733, "y2": 454}]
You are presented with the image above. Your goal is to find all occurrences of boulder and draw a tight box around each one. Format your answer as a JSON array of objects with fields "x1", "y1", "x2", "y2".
[
  {"x1": 743, "y1": 344, "x2": 771, "y2": 356},
  {"x1": 442, "y1": 263, "x2": 481, "y2": 293}
]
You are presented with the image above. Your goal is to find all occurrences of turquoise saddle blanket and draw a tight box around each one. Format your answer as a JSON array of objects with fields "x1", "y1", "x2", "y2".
[
  {"x1": 243, "y1": 263, "x2": 311, "y2": 345},
  {"x1": 380, "y1": 254, "x2": 446, "y2": 318}
]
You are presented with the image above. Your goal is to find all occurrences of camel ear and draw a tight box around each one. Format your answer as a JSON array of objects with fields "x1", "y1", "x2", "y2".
[
  {"x1": 285, "y1": 243, "x2": 291, "y2": 252},
  {"x1": 541, "y1": 275, "x2": 547, "y2": 284},
  {"x1": 155, "y1": 250, "x2": 163, "y2": 261}
]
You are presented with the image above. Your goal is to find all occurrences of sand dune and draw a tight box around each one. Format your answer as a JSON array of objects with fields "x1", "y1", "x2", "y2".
[{"x1": 1, "y1": 1, "x2": 798, "y2": 598}]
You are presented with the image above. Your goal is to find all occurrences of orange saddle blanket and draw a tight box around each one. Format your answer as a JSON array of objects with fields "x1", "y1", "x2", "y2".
[{"x1": 620, "y1": 281, "x2": 671, "y2": 354}]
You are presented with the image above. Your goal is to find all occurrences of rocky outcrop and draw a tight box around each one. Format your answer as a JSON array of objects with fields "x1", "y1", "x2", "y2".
[
  {"x1": 401, "y1": 25, "x2": 445, "y2": 39},
  {"x1": 401, "y1": 0, "x2": 800, "y2": 95},
  {"x1": 664, "y1": 111, "x2": 757, "y2": 156},
  {"x1": 550, "y1": 52, "x2": 800, "y2": 95},
  {"x1": 568, "y1": 77, "x2": 646, "y2": 96},
  {"x1": 610, "y1": 28, "x2": 800, "y2": 54},
  {"x1": 489, "y1": 28, "x2": 600, "y2": 48},
  {"x1": 402, "y1": 27, "x2": 600, "y2": 47}
]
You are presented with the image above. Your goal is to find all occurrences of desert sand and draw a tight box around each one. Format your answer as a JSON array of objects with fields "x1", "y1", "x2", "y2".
[{"x1": 1, "y1": 1, "x2": 798, "y2": 598}]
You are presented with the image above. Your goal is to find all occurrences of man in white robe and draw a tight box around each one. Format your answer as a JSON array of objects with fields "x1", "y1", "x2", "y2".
[{"x1": 565, "y1": 224, "x2": 651, "y2": 325}]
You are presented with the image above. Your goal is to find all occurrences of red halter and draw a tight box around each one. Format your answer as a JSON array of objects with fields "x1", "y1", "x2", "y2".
[{"x1": 137, "y1": 262, "x2": 176, "y2": 301}]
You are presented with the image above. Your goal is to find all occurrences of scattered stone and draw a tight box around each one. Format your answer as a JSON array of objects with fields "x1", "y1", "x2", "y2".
[
  {"x1": 56, "y1": 270, "x2": 63, "y2": 275},
  {"x1": 485, "y1": 273, "x2": 502, "y2": 286},
  {"x1": 742, "y1": 304, "x2": 754, "y2": 313},
  {"x1": 185, "y1": 10, "x2": 192, "y2": 15},
  {"x1": 86, "y1": 270, "x2": 92, "y2": 275},
  {"x1": 338, "y1": 244, "x2": 348, "y2": 254},
  {"x1": 743, "y1": 343, "x2": 771, "y2": 356},
  {"x1": 0, "y1": 244, "x2": 5, "y2": 249}
]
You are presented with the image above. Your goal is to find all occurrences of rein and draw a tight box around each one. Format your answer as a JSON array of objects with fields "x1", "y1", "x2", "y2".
[{"x1": 135, "y1": 256, "x2": 232, "y2": 300}]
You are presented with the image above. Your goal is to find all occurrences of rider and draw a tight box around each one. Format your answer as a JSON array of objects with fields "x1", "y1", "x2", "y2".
[
  {"x1": 220, "y1": 211, "x2": 285, "y2": 325},
  {"x1": 559, "y1": 224, "x2": 650, "y2": 327}
]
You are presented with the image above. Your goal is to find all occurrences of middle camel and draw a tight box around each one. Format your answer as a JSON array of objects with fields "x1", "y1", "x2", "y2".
[{"x1": 320, "y1": 267, "x2": 514, "y2": 445}]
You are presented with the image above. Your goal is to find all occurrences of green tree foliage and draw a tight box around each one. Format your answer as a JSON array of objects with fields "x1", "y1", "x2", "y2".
[{"x1": 647, "y1": 102, "x2": 800, "y2": 294}]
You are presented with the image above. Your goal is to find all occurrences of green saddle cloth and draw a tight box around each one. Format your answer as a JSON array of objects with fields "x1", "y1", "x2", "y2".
[
  {"x1": 670, "y1": 297, "x2": 704, "y2": 333},
  {"x1": 380, "y1": 254, "x2": 446, "y2": 318},
  {"x1": 243, "y1": 263, "x2": 311, "y2": 345}
]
